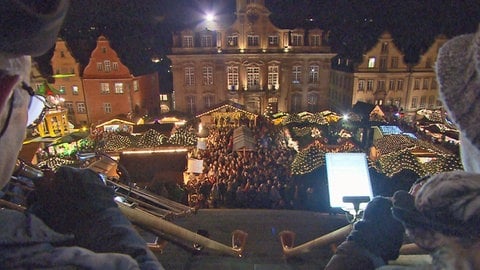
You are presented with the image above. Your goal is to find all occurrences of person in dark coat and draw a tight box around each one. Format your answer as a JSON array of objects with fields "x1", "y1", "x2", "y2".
[
  {"x1": 0, "y1": 1, "x2": 163, "y2": 269},
  {"x1": 324, "y1": 196, "x2": 405, "y2": 270}
]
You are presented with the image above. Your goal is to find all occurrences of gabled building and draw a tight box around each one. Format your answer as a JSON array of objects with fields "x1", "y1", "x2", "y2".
[
  {"x1": 82, "y1": 35, "x2": 160, "y2": 124},
  {"x1": 51, "y1": 38, "x2": 89, "y2": 126},
  {"x1": 330, "y1": 32, "x2": 448, "y2": 121},
  {"x1": 168, "y1": 0, "x2": 334, "y2": 116}
]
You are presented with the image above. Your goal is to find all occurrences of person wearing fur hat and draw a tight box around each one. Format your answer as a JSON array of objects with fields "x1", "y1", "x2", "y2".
[
  {"x1": 436, "y1": 24, "x2": 480, "y2": 173},
  {"x1": 0, "y1": 1, "x2": 164, "y2": 269},
  {"x1": 324, "y1": 196, "x2": 405, "y2": 270},
  {"x1": 378, "y1": 171, "x2": 480, "y2": 270}
]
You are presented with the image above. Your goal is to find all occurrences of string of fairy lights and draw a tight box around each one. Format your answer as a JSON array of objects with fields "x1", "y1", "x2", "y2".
[
  {"x1": 371, "y1": 134, "x2": 463, "y2": 177},
  {"x1": 36, "y1": 109, "x2": 462, "y2": 179}
]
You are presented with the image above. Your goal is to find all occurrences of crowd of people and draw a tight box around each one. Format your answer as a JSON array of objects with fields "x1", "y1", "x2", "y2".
[
  {"x1": 1, "y1": 1, "x2": 480, "y2": 269},
  {"x1": 184, "y1": 120, "x2": 302, "y2": 210}
]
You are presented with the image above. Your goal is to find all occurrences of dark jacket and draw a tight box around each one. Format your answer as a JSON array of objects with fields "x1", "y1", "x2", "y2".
[{"x1": 0, "y1": 209, "x2": 164, "y2": 269}]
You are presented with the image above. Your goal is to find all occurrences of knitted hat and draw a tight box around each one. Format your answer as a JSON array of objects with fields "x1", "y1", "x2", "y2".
[
  {"x1": 393, "y1": 171, "x2": 480, "y2": 238},
  {"x1": 0, "y1": 1, "x2": 69, "y2": 57},
  {"x1": 436, "y1": 25, "x2": 480, "y2": 152}
]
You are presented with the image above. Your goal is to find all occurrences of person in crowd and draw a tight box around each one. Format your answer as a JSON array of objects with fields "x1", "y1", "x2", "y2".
[
  {"x1": 380, "y1": 171, "x2": 480, "y2": 270},
  {"x1": 324, "y1": 196, "x2": 405, "y2": 270},
  {"x1": 0, "y1": 1, "x2": 163, "y2": 269}
]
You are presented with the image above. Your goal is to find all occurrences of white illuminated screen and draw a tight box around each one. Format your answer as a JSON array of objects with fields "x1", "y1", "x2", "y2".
[{"x1": 325, "y1": 153, "x2": 373, "y2": 212}]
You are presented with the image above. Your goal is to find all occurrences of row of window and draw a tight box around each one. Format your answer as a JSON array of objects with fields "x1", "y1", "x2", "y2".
[
  {"x1": 367, "y1": 55, "x2": 432, "y2": 70},
  {"x1": 96, "y1": 60, "x2": 119, "y2": 72},
  {"x1": 411, "y1": 95, "x2": 441, "y2": 109},
  {"x1": 34, "y1": 81, "x2": 140, "y2": 96},
  {"x1": 413, "y1": 77, "x2": 437, "y2": 90},
  {"x1": 182, "y1": 93, "x2": 320, "y2": 114},
  {"x1": 357, "y1": 77, "x2": 437, "y2": 92},
  {"x1": 367, "y1": 56, "x2": 400, "y2": 70},
  {"x1": 100, "y1": 81, "x2": 139, "y2": 94},
  {"x1": 182, "y1": 33, "x2": 322, "y2": 48},
  {"x1": 358, "y1": 79, "x2": 404, "y2": 92},
  {"x1": 184, "y1": 65, "x2": 321, "y2": 87},
  {"x1": 64, "y1": 101, "x2": 113, "y2": 114}
]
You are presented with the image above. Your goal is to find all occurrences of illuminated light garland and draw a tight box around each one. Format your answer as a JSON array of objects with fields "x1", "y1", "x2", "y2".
[{"x1": 374, "y1": 135, "x2": 462, "y2": 177}]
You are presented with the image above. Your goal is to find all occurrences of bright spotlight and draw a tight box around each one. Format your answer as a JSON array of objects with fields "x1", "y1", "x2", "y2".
[{"x1": 205, "y1": 13, "x2": 215, "y2": 22}]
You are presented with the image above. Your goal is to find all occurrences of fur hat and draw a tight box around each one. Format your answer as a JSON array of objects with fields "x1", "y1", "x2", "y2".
[
  {"x1": 393, "y1": 171, "x2": 480, "y2": 238},
  {"x1": 436, "y1": 25, "x2": 480, "y2": 152},
  {"x1": 0, "y1": 1, "x2": 69, "y2": 57}
]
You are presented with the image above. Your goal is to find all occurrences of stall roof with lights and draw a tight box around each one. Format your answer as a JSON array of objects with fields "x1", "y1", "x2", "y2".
[{"x1": 196, "y1": 101, "x2": 258, "y2": 118}]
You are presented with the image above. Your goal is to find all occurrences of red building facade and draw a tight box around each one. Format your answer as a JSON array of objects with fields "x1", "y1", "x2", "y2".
[{"x1": 81, "y1": 35, "x2": 159, "y2": 124}]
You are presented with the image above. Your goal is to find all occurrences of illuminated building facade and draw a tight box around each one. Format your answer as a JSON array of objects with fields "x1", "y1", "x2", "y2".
[
  {"x1": 51, "y1": 38, "x2": 89, "y2": 126},
  {"x1": 51, "y1": 36, "x2": 161, "y2": 127},
  {"x1": 330, "y1": 32, "x2": 448, "y2": 120},
  {"x1": 82, "y1": 36, "x2": 160, "y2": 125},
  {"x1": 168, "y1": 0, "x2": 334, "y2": 116}
]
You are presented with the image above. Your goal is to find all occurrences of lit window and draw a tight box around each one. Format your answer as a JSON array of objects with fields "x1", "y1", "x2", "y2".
[
  {"x1": 292, "y1": 66, "x2": 301, "y2": 84},
  {"x1": 247, "y1": 67, "x2": 260, "y2": 87},
  {"x1": 268, "y1": 65, "x2": 279, "y2": 88},
  {"x1": 114, "y1": 83, "x2": 123, "y2": 94},
  {"x1": 309, "y1": 65, "x2": 319, "y2": 83},
  {"x1": 203, "y1": 66, "x2": 213, "y2": 85},
  {"x1": 72, "y1": 85, "x2": 79, "y2": 95},
  {"x1": 227, "y1": 66, "x2": 239, "y2": 90},
  {"x1": 159, "y1": 94, "x2": 168, "y2": 101},
  {"x1": 104, "y1": 60, "x2": 111, "y2": 72},
  {"x1": 185, "y1": 67, "x2": 195, "y2": 86},
  {"x1": 368, "y1": 57, "x2": 375, "y2": 68},
  {"x1": 100, "y1": 82, "x2": 110, "y2": 94}
]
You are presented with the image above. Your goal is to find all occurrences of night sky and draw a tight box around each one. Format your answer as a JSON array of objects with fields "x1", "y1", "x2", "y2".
[{"x1": 35, "y1": 0, "x2": 480, "y2": 86}]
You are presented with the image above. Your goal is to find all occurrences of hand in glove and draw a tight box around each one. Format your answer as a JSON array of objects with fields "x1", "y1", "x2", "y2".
[{"x1": 29, "y1": 166, "x2": 117, "y2": 234}]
